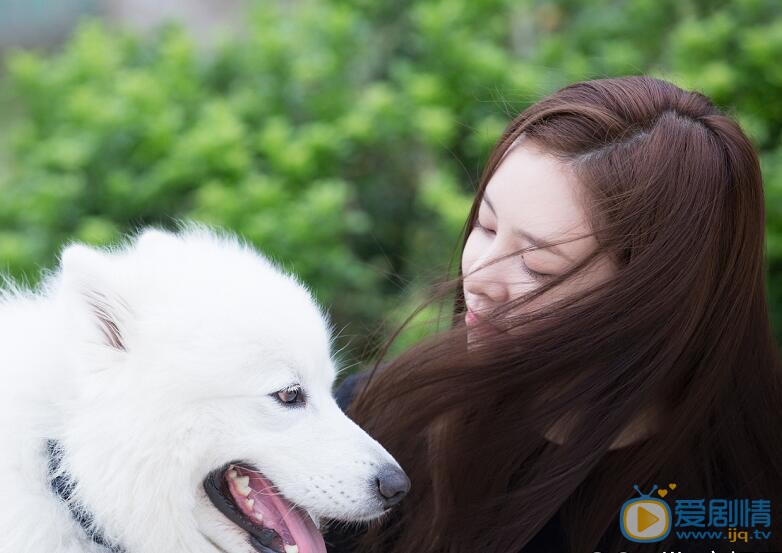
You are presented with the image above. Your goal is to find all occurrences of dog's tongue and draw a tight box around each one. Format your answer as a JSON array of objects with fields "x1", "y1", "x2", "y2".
[{"x1": 227, "y1": 466, "x2": 326, "y2": 553}]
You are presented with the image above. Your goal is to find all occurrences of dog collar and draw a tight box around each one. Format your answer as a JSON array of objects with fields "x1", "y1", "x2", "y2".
[{"x1": 46, "y1": 440, "x2": 127, "y2": 553}]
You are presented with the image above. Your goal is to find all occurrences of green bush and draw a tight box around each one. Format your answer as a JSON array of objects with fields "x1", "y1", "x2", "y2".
[{"x1": 1, "y1": 0, "x2": 780, "y2": 363}]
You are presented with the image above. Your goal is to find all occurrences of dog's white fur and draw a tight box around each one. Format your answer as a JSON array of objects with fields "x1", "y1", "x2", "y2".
[{"x1": 0, "y1": 224, "x2": 401, "y2": 553}]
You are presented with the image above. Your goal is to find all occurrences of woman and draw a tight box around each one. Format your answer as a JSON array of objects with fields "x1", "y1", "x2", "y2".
[{"x1": 324, "y1": 76, "x2": 782, "y2": 553}]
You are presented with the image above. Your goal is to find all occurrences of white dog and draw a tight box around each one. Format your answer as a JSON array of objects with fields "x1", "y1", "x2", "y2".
[{"x1": 0, "y1": 224, "x2": 409, "y2": 553}]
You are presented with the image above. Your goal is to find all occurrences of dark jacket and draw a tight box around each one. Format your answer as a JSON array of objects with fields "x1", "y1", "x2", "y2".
[{"x1": 324, "y1": 370, "x2": 703, "y2": 553}]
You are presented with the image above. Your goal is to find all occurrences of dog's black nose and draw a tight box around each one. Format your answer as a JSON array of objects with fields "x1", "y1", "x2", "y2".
[{"x1": 375, "y1": 464, "x2": 410, "y2": 507}]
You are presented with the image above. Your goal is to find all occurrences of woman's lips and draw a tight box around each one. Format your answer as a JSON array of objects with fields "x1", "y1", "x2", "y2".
[{"x1": 465, "y1": 309, "x2": 502, "y2": 336}]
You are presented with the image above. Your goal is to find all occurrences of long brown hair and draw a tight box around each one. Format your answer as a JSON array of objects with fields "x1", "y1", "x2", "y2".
[{"x1": 342, "y1": 76, "x2": 782, "y2": 553}]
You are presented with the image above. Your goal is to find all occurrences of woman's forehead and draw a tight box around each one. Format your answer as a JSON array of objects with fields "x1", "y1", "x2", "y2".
[{"x1": 484, "y1": 144, "x2": 596, "y2": 258}]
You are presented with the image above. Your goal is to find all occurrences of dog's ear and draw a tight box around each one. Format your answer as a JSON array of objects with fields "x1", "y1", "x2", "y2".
[{"x1": 59, "y1": 243, "x2": 131, "y2": 353}]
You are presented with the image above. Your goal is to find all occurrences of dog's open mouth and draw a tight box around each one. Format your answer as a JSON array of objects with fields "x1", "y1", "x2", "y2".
[{"x1": 204, "y1": 463, "x2": 326, "y2": 553}]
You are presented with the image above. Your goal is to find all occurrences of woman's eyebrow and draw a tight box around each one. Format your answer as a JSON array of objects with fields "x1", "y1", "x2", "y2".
[{"x1": 482, "y1": 194, "x2": 573, "y2": 261}]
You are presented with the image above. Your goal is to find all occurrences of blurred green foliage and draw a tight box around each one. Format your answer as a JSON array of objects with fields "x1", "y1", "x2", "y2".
[{"x1": 0, "y1": 0, "x2": 780, "y2": 363}]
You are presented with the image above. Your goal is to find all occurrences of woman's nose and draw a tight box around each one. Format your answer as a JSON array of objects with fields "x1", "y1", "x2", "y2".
[{"x1": 464, "y1": 256, "x2": 511, "y2": 306}]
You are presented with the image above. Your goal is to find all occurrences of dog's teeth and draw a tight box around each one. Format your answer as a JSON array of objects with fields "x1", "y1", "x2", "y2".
[
  {"x1": 245, "y1": 499, "x2": 255, "y2": 509},
  {"x1": 236, "y1": 476, "x2": 251, "y2": 496},
  {"x1": 284, "y1": 546, "x2": 298, "y2": 553}
]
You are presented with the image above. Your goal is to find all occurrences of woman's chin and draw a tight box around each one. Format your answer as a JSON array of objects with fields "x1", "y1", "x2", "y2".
[{"x1": 466, "y1": 321, "x2": 502, "y2": 350}]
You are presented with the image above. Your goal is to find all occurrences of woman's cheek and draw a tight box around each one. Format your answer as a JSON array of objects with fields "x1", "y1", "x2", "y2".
[{"x1": 462, "y1": 232, "x2": 484, "y2": 275}]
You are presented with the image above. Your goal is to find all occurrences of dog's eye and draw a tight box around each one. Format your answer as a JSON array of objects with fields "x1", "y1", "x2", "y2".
[{"x1": 274, "y1": 385, "x2": 305, "y2": 406}]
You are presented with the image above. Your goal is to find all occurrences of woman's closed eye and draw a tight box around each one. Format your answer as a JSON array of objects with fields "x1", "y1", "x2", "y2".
[
  {"x1": 474, "y1": 220, "x2": 495, "y2": 235},
  {"x1": 473, "y1": 221, "x2": 552, "y2": 281},
  {"x1": 520, "y1": 255, "x2": 550, "y2": 281}
]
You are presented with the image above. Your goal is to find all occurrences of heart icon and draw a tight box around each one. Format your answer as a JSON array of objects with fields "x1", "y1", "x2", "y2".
[
  {"x1": 658, "y1": 489, "x2": 668, "y2": 497},
  {"x1": 669, "y1": 483, "x2": 677, "y2": 490}
]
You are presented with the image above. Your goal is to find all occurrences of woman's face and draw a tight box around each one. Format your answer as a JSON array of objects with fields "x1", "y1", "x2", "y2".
[
  {"x1": 461, "y1": 141, "x2": 657, "y2": 449},
  {"x1": 461, "y1": 140, "x2": 616, "y2": 341}
]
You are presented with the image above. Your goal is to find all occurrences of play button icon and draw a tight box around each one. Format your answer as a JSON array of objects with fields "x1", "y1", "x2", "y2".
[
  {"x1": 620, "y1": 500, "x2": 671, "y2": 542},
  {"x1": 637, "y1": 506, "x2": 660, "y2": 532}
]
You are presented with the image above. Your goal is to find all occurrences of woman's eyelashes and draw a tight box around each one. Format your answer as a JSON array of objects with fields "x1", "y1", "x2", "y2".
[
  {"x1": 520, "y1": 255, "x2": 550, "y2": 281},
  {"x1": 473, "y1": 219, "x2": 494, "y2": 235},
  {"x1": 472, "y1": 220, "x2": 551, "y2": 281}
]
